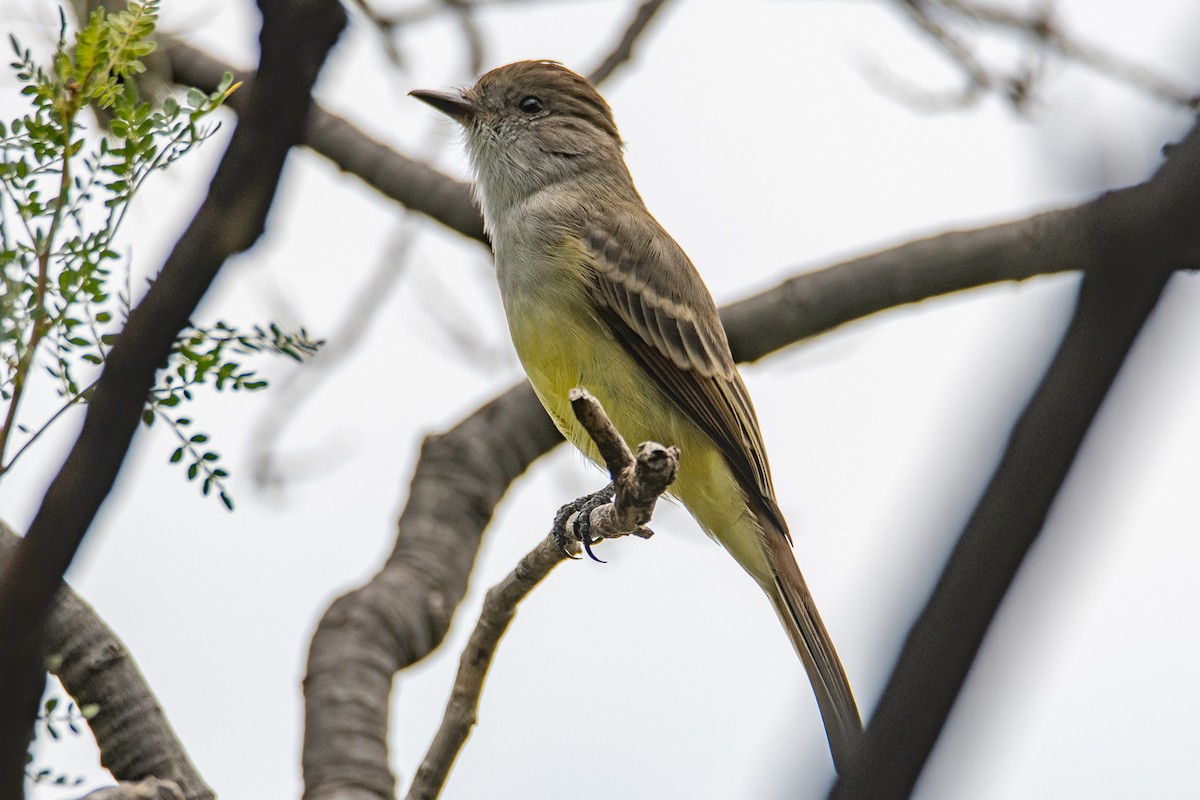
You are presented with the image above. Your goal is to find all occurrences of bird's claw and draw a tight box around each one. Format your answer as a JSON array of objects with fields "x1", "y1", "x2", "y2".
[{"x1": 552, "y1": 482, "x2": 615, "y2": 562}]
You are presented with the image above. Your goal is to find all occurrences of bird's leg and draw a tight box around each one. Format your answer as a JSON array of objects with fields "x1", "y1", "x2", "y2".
[{"x1": 551, "y1": 481, "x2": 615, "y2": 562}]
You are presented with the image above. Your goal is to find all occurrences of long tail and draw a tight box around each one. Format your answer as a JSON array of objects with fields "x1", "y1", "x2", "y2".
[{"x1": 762, "y1": 524, "x2": 863, "y2": 774}]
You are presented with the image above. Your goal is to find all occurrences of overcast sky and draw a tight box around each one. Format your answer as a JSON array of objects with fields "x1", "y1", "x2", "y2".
[{"x1": 4, "y1": 1, "x2": 1200, "y2": 798}]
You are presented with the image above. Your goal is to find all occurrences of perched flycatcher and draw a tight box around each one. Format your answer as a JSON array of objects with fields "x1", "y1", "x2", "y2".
[{"x1": 412, "y1": 61, "x2": 861, "y2": 771}]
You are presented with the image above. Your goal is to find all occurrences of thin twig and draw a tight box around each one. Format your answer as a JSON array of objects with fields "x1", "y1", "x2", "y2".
[
  {"x1": 959, "y1": 0, "x2": 1200, "y2": 109},
  {"x1": 404, "y1": 390, "x2": 677, "y2": 800},
  {"x1": 886, "y1": 0, "x2": 1199, "y2": 111},
  {"x1": 588, "y1": 0, "x2": 671, "y2": 86},
  {"x1": 404, "y1": 534, "x2": 568, "y2": 800}
]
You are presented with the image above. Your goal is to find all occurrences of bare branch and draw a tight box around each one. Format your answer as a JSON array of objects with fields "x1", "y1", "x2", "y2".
[
  {"x1": 302, "y1": 382, "x2": 561, "y2": 799},
  {"x1": 404, "y1": 534, "x2": 567, "y2": 800},
  {"x1": 900, "y1": 0, "x2": 996, "y2": 103},
  {"x1": 404, "y1": 391, "x2": 676, "y2": 800},
  {"x1": 0, "y1": 523, "x2": 213, "y2": 800},
  {"x1": 564, "y1": 388, "x2": 678, "y2": 539},
  {"x1": 348, "y1": 0, "x2": 407, "y2": 69},
  {"x1": 445, "y1": 0, "x2": 487, "y2": 77},
  {"x1": 830, "y1": 114, "x2": 1200, "y2": 800},
  {"x1": 883, "y1": 0, "x2": 1199, "y2": 112},
  {"x1": 722, "y1": 206, "x2": 1084, "y2": 361},
  {"x1": 588, "y1": 0, "x2": 672, "y2": 86},
  {"x1": 947, "y1": 0, "x2": 1200, "y2": 109}
]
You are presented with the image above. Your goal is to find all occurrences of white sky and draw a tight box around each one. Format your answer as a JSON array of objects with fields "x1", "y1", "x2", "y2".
[{"x1": 3, "y1": 1, "x2": 1199, "y2": 798}]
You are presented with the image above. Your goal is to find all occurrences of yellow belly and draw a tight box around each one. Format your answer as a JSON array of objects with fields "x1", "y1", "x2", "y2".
[{"x1": 506, "y1": 292, "x2": 772, "y2": 584}]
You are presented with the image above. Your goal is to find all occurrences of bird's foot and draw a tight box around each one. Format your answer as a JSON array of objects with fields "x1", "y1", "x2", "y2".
[{"x1": 551, "y1": 482, "x2": 616, "y2": 562}]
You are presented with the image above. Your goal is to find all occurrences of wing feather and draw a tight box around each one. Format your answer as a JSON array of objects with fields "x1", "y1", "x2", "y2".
[{"x1": 580, "y1": 217, "x2": 789, "y2": 540}]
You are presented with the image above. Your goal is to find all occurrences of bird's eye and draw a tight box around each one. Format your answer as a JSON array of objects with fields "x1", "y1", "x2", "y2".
[{"x1": 518, "y1": 96, "x2": 546, "y2": 115}]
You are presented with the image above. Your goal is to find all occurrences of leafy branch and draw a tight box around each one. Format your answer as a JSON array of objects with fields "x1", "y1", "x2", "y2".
[
  {"x1": 147, "y1": 322, "x2": 324, "y2": 509},
  {"x1": 0, "y1": 1, "x2": 318, "y2": 506}
]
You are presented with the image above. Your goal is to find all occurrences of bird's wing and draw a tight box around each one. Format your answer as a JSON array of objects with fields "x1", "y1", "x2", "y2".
[{"x1": 580, "y1": 211, "x2": 789, "y2": 540}]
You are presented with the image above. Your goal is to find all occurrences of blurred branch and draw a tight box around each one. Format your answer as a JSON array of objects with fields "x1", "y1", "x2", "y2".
[
  {"x1": 351, "y1": 0, "x2": 486, "y2": 75},
  {"x1": 163, "y1": 38, "x2": 488, "y2": 244},
  {"x1": 348, "y1": 0, "x2": 408, "y2": 68},
  {"x1": 250, "y1": 216, "x2": 419, "y2": 490},
  {"x1": 887, "y1": 0, "x2": 1199, "y2": 111},
  {"x1": 1, "y1": 523, "x2": 213, "y2": 800},
  {"x1": 952, "y1": 0, "x2": 1200, "y2": 109},
  {"x1": 301, "y1": 382, "x2": 562, "y2": 799},
  {"x1": 588, "y1": 0, "x2": 672, "y2": 86},
  {"x1": 0, "y1": 0, "x2": 347, "y2": 791},
  {"x1": 831, "y1": 115, "x2": 1200, "y2": 799}
]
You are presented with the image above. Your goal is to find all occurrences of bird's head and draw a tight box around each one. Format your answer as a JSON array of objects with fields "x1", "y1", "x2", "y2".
[{"x1": 411, "y1": 60, "x2": 630, "y2": 221}]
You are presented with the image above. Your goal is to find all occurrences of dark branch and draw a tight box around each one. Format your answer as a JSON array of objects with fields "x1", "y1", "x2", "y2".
[
  {"x1": 830, "y1": 116, "x2": 1200, "y2": 799},
  {"x1": 1, "y1": 524, "x2": 212, "y2": 800},
  {"x1": 0, "y1": 1, "x2": 347, "y2": 791},
  {"x1": 722, "y1": 206, "x2": 1085, "y2": 360},
  {"x1": 162, "y1": 38, "x2": 487, "y2": 244}
]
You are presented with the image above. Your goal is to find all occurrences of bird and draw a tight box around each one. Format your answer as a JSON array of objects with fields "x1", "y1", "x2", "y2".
[{"x1": 411, "y1": 60, "x2": 861, "y2": 771}]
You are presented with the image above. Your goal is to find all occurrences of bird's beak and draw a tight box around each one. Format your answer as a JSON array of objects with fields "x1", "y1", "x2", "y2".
[{"x1": 409, "y1": 89, "x2": 477, "y2": 124}]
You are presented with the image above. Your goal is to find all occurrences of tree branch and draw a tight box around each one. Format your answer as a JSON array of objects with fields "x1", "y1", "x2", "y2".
[
  {"x1": 162, "y1": 38, "x2": 487, "y2": 245},
  {"x1": 404, "y1": 390, "x2": 677, "y2": 800},
  {"x1": 830, "y1": 116, "x2": 1200, "y2": 800},
  {"x1": 0, "y1": 523, "x2": 213, "y2": 800},
  {"x1": 163, "y1": 40, "x2": 1093, "y2": 348},
  {"x1": 301, "y1": 383, "x2": 560, "y2": 799},
  {"x1": 0, "y1": 1, "x2": 347, "y2": 791},
  {"x1": 721, "y1": 207, "x2": 1084, "y2": 361},
  {"x1": 885, "y1": 0, "x2": 1199, "y2": 111},
  {"x1": 587, "y1": 0, "x2": 672, "y2": 86}
]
